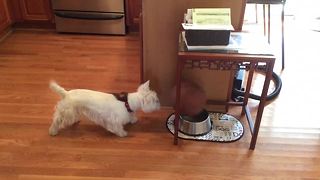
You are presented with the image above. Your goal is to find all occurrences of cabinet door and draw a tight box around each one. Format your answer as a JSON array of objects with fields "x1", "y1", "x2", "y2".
[
  {"x1": 126, "y1": 0, "x2": 141, "y2": 32},
  {"x1": 0, "y1": 0, "x2": 11, "y2": 32},
  {"x1": 20, "y1": 0, "x2": 52, "y2": 21}
]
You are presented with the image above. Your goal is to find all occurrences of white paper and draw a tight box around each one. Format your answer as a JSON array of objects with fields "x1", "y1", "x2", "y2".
[
  {"x1": 192, "y1": 8, "x2": 232, "y2": 26},
  {"x1": 182, "y1": 23, "x2": 234, "y2": 31}
]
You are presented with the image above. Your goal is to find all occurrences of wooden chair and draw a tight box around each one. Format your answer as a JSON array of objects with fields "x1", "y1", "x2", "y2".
[{"x1": 247, "y1": 0, "x2": 286, "y2": 70}]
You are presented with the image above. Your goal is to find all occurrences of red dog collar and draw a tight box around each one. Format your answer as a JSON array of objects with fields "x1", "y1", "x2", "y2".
[{"x1": 113, "y1": 92, "x2": 133, "y2": 113}]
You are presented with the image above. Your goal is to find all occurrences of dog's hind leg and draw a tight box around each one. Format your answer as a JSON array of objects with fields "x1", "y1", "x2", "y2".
[
  {"x1": 49, "y1": 102, "x2": 78, "y2": 136},
  {"x1": 49, "y1": 109, "x2": 63, "y2": 136}
]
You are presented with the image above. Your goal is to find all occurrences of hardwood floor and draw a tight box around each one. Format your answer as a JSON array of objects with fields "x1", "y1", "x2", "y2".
[{"x1": 0, "y1": 25, "x2": 320, "y2": 179}]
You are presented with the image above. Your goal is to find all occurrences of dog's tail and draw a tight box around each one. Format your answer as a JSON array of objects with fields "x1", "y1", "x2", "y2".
[{"x1": 50, "y1": 81, "x2": 67, "y2": 98}]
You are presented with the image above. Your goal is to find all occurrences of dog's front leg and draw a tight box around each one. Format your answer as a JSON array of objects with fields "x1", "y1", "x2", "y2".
[
  {"x1": 112, "y1": 123, "x2": 128, "y2": 137},
  {"x1": 104, "y1": 121, "x2": 128, "y2": 137}
]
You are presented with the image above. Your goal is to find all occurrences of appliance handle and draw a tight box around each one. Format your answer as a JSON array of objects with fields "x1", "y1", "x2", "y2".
[{"x1": 54, "y1": 11, "x2": 124, "y2": 20}]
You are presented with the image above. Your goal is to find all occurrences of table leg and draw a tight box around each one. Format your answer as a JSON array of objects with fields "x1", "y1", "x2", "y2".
[
  {"x1": 241, "y1": 63, "x2": 256, "y2": 115},
  {"x1": 174, "y1": 59, "x2": 183, "y2": 145},
  {"x1": 226, "y1": 70, "x2": 236, "y2": 112},
  {"x1": 249, "y1": 62, "x2": 274, "y2": 149}
]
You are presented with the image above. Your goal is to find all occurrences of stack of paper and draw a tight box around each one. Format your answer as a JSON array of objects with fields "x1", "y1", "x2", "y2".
[{"x1": 184, "y1": 8, "x2": 234, "y2": 31}]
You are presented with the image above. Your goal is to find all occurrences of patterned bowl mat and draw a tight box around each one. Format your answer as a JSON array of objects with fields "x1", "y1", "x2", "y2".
[{"x1": 166, "y1": 113, "x2": 244, "y2": 142}]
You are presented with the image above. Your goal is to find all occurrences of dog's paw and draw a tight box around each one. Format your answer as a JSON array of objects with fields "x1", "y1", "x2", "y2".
[
  {"x1": 49, "y1": 127, "x2": 58, "y2": 136},
  {"x1": 116, "y1": 130, "x2": 128, "y2": 137},
  {"x1": 130, "y1": 116, "x2": 138, "y2": 124}
]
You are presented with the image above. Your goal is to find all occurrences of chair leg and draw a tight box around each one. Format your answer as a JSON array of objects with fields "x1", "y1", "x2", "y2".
[
  {"x1": 255, "y1": 4, "x2": 258, "y2": 23},
  {"x1": 263, "y1": 4, "x2": 266, "y2": 36},
  {"x1": 281, "y1": 3, "x2": 285, "y2": 70},
  {"x1": 268, "y1": 4, "x2": 271, "y2": 44}
]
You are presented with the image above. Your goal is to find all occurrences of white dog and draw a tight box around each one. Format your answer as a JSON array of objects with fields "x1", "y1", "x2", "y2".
[{"x1": 49, "y1": 81, "x2": 160, "y2": 137}]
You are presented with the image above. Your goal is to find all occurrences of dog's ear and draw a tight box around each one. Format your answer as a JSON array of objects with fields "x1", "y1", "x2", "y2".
[
  {"x1": 144, "y1": 80, "x2": 150, "y2": 88},
  {"x1": 138, "y1": 80, "x2": 150, "y2": 92}
]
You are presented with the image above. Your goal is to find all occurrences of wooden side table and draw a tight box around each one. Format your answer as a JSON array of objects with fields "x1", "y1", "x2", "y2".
[{"x1": 174, "y1": 32, "x2": 276, "y2": 150}]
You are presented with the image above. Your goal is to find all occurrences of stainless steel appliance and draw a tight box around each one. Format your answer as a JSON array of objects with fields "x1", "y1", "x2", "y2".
[{"x1": 51, "y1": 0, "x2": 126, "y2": 35}]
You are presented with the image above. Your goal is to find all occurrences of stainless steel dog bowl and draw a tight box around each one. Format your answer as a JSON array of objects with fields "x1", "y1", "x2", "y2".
[{"x1": 179, "y1": 109, "x2": 212, "y2": 136}]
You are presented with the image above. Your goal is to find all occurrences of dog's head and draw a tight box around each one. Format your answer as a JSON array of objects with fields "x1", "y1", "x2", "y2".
[{"x1": 137, "y1": 80, "x2": 160, "y2": 113}]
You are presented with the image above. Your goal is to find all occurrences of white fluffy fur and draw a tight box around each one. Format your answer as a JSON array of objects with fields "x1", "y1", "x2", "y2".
[{"x1": 49, "y1": 81, "x2": 160, "y2": 137}]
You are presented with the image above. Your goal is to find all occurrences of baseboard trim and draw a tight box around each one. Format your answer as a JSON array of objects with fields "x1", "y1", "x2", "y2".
[{"x1": 0, "y1": 27, "x2": 12, "y2": 43}]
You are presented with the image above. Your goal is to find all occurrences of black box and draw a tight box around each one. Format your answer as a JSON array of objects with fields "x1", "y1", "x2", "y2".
[{"x1": 185, "y1": 29, "x2": 231, "y2": 46}]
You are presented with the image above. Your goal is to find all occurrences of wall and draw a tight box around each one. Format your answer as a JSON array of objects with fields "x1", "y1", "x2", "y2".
[{"x1": 0, "y1": 0, "x2": 11, "y2": 34}]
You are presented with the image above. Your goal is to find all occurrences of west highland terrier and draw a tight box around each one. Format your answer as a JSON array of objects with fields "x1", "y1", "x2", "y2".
[{"x1": 49, "y1": 81, "x2": 160, "y2": 137}]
